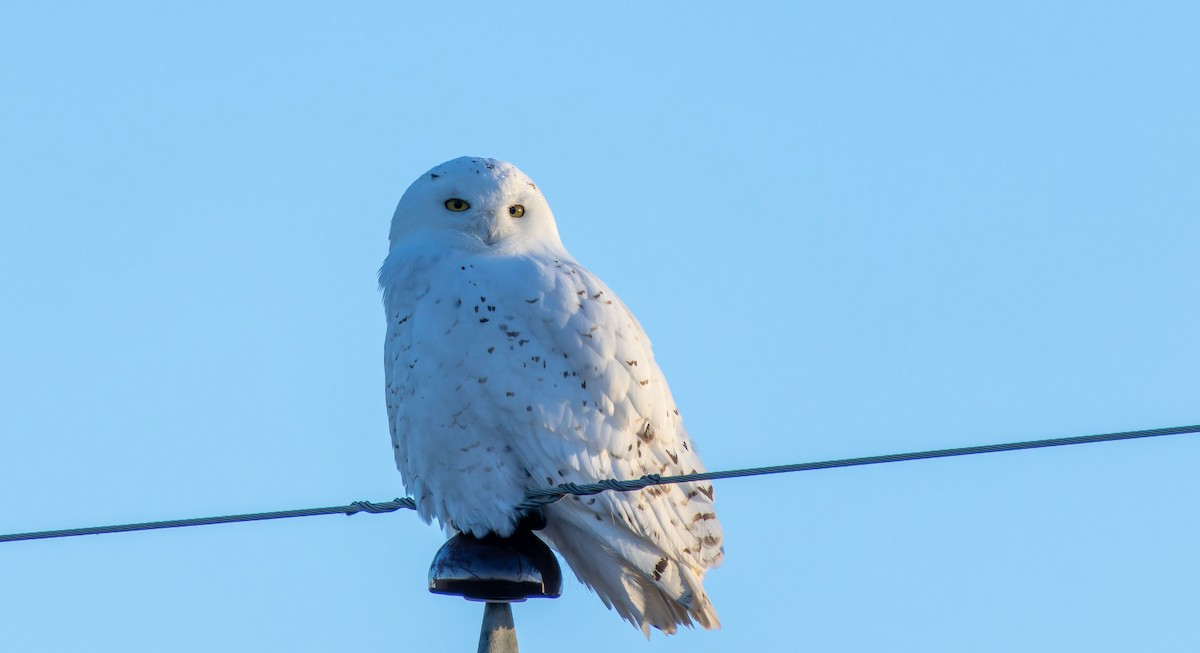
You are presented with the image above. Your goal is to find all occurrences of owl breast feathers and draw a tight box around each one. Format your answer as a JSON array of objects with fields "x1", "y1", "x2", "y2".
[{"x1": 380, "y1": 157, "x2": 723, "y2": 635}]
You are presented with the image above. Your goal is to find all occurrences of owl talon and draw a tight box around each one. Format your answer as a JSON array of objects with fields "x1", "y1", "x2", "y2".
[{"x1": 515, "y1": 508, "x2": 547, "y2": 532}]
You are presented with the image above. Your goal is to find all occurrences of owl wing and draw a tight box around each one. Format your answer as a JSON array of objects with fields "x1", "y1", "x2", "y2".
[
  {"x1": 498, "y1": 256, "x2": 722, "y2": 559},
  {"x1": 468, "y1": 253, "x2": 725, "y2": 632}
]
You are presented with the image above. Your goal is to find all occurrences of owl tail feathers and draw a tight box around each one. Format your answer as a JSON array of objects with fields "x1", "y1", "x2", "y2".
[{"x1": 539, "y1": 511, "x2": 720, "y2": 637}]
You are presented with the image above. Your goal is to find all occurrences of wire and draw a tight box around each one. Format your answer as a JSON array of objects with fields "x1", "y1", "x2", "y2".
[
  {"x1": 0, "y1": 499, "x2": 415, "y2": 544},
  {"x1": 517, "y1": 423, "x2": 1200, "y2": 509},
  {"x1": 2, "y1": 424, "x2": 1196, "y2": 544}
]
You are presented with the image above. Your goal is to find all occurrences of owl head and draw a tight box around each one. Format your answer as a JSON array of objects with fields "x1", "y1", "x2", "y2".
[{"x1": 389, "y1": 157, "x2": 564, "y2": 255}]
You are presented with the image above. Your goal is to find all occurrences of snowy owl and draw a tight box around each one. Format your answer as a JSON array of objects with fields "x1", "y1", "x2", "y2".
[{"x1": 379, "y1": 157, "x2": 723, "y2": 635}]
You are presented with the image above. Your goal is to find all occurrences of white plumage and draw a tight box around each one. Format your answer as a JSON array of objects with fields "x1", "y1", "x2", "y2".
[{"x1": 380, "y1": 157, "x2": 723, "y2": 635}]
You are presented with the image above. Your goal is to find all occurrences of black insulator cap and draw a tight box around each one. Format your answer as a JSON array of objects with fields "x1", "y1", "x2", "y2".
[{"x1": 428, "y1": 528, "x2": 563, "y2": 602}]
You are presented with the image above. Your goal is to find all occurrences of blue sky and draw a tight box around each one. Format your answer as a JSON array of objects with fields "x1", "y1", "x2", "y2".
[{"x1": 1, "y1": 2, "x2": 1197, "y2": 651}]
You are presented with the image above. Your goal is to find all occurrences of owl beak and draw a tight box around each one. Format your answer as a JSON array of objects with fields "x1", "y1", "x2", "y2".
[{"x1": 472, "y1": 214, "x2": 502, "y2": 246}]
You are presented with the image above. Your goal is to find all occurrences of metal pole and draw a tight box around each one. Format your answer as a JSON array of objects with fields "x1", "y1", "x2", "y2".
[{"x1": 478, "y1": 602, "x2": 518, "y2": 653}]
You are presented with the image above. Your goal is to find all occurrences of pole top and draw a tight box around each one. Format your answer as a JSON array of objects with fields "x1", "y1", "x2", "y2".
[{"x1": 428, "y1": 528, "x2": 563, "y2": 602}]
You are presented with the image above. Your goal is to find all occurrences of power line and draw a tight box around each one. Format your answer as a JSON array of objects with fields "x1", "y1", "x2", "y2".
[
  {"x1": 2, "y1": 424, "x2": 1196, "y2": 544},
  {"x1": 0, "y1": 499, "x2": 415, "y2": 544},
  {"x1": 518, "y1": 423, "x2": 1200, "y2": 509}
]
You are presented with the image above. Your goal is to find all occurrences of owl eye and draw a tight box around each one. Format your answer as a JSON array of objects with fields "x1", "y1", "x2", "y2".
[
  {"x1": 508, "y1": 204, "x2": 525, "y2": 218},
  {"x1": 444, "y1": 198, "x2": 470, "y2": 212}
]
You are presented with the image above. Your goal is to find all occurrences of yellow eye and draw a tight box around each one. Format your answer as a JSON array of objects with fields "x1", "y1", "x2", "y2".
[
  {"x1": 508, "y1": 204, "x2": 525, "y2": 218},
  {"x1": 444, "y1": 198, "x2": 470, "y2": 212}
]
